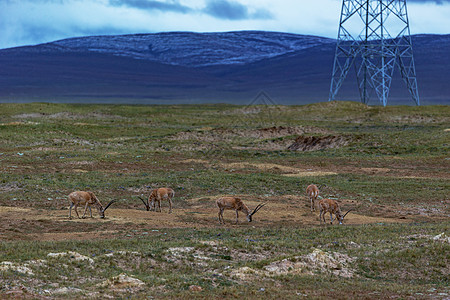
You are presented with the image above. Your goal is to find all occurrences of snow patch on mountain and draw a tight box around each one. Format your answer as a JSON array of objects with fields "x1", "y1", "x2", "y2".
[{"x1": 3, "y1": 31, "x2": 335, "y2": 67}]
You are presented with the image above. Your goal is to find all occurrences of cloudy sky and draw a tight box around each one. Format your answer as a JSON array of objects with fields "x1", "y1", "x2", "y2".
[{"x1": 1, "y1": 0, "x2": 449, "y2": 49}]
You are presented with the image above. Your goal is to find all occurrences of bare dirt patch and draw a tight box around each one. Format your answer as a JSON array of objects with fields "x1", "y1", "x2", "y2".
[
  {"x1": 183, "y1": 195, "x2": 407, "y2": 227},
  {"x1": 172, "y1": 126, "x2": 352, "y2": 152},
  {"x1": 39, "y1": 231, "x2": 120, "y2": 241},
  {"x1": 73, "y1": 122, "x2": 100, "y2": 126},
  {"x1": 361, "y1": 167, "x2": 391, "y2": 175},
  {"x1": 172, "y1": 126, "x2": 330, "y2": 142},
  {"x1": 287, "y1": 135, "x2": 350, "y2": 151},
  {"x1": 283, "y1": 171, "x2": 338, "y2": 177},
  {"x1": 182, "y1": 159, "x2": 337, "y2": 177},
  {"x1": 0, "y1": 195, "x2": 411, "y2": 241},
  {"x1": 0, "y1": 206, "x2": 137, "y2": 241}
]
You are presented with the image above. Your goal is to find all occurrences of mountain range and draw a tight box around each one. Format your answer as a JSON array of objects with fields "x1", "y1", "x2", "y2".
[{"x1": 0, "y1": 31, "x2": 449, "y2": 105}]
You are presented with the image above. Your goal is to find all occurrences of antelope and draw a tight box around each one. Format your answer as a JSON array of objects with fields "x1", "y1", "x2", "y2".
[
  {"x1": 68, "y1": 191, "x2": 115, "y2": 219},
  {"x1": 318, "y1": 198, "x2": 352, "y2": 225},
  {"x1": 306, "y1": 184, "x2": 320, "y2": 212},
  {"x1": 138, "y1": 188, "x2": 175, "y2": 213},
  {"x1": 216, "y1": 196, "x2": 266, "y2": 224}
]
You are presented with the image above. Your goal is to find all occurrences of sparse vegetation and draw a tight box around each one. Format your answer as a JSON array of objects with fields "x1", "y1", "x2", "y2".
[{"x1": 0, "y1": 101, "x2": 449, "y2": 299}]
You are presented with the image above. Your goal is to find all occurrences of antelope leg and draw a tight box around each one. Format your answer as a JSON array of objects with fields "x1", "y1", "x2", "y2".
[
  {"x1": 74, "y1": 204, "x2": 80, "y2": 219},
  {"x1": 82, "y1": 203, "x2": 89, "y2": 218},
  {"x1": 69, "y1": 203, "x2": 73, "y2": 219}
]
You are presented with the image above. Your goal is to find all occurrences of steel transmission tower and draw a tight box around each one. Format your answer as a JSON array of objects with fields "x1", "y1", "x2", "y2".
[{"x1": 329, "y1": 0, "x2": 420, "y2": 106}]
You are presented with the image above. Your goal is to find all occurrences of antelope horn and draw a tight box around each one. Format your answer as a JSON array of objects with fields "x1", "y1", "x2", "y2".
[
  {"x1": 250, "y1": 203, "x2": 266, "y2": 216},
  {"x1": 138, "y1": 196, "x2": 150, "y2": 210},
  {"x1": 342, "y1": 209, "x2": 353, "y2": 220},
  {"x1": 102, "y1": 200, "x2": 115, "y2": 212}
]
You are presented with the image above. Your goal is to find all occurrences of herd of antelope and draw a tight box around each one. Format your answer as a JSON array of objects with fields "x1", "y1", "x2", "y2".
[{"x1": 68, "y1": 184, "x2": 351, "y2": 225}]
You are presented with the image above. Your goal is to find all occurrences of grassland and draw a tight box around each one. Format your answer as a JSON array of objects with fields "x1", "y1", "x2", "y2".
[{"x1": 0, "y1": 101, "x2": 449, "y2": 299}]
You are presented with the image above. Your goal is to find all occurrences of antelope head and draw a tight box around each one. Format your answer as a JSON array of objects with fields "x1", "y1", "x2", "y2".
[
  {"x1": 138, "y1": 196, "x2": 150, "y2": 211},
  {"x1": 247, "y1": 203, "x2": 266, "y2": 222},
  {"x1": 335, "y1": 209, "x2": 352, "y2": 225},
  {"x1": 99, "y1": 200, "x2": 115, "y2": 218}
]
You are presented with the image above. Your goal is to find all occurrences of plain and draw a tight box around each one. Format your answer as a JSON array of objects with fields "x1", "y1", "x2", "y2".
[{"x1": 0, "y1": 101, "x2": 448, "y2": 299}]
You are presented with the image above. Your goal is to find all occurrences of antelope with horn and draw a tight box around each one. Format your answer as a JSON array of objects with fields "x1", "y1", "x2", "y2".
[
  {"x1": 138, "y1": 188, "x2": 175, "y2": 213},
  {"x1": 68, "y1": 191, "x2": 115, "y2": 219},
  {"x1": 216, "y1": 196, "x2": 266, "y2": 224},
  {"x1": 306, "y1": 184, "x2": 320, "y2": 212},
  {"x1": 318, "y1": 198, "x2": 352, "y2": 225}
]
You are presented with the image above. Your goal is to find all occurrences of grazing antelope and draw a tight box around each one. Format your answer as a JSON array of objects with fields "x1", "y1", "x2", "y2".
[
  {"x1": 216, "y1": 196, "x2": 266, "y2": 224},
  {"x1": 68, "y1": 191, "x2": 115, "y2": 219},
  {"x1": 318, "y1": 198, "x2": 352, "y2": 225},
  {"x1": 139, "y1": 188, "x2": 175, "y2": 213},
  {"x1": 306, "y1": 184, "x2": 320, "y2": 212}
]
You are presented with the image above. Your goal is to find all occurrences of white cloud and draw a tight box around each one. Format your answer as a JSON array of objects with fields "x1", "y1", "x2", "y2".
[{"x1": 408, "y1": 2, "x2": 450, "y2": 34}]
